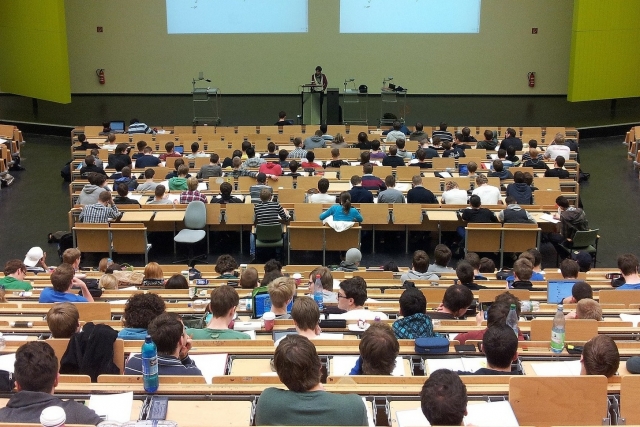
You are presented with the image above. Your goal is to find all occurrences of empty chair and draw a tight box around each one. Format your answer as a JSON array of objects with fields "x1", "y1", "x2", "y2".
[{"x1": 174, "y1": 201, "x2": 207, "y2": 266}]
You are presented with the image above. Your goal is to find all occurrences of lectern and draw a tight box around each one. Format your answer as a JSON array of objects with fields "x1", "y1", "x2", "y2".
[
  {"x1": 300, "y1": 83, "x2": 323, "y2": 125},
  {"x1": 192, "y1": 75, "x2": 220, "y2": 125}
]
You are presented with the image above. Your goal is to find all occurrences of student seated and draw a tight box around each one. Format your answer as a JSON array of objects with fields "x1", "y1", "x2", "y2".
[
  {"x1": 186, "y1": 285, "x2": 250, "y2": 339},
  {"x1": 420, "y1": 369, "x2": 467, "y2": 426},
  {"x1": 239, "y1": 267, "x2": 259, "y2": 289},
  {"x1": 393, "y1": 287, "x2": 438, "y2": 339},
  {"x1": 118, "y1": 293, "x2": 166, "y2": 340},
  {"x1": 125, "y1": 312, "x2": 202, "y2": 376},
  {"x1": 39, "y1": 264, "x2": 94, "y2": 303},
  {"x1": 401, "y1": 250, "x2": 439, "y2": 282},
  {"x1": 0, "y1": 342, "x2": 102, "y2": 425},
  {"x1": 454, "y1": 298, "x2": 525, "y2": 344},
  {"x1": 267, "y1": 277, "x2": 295, "y2": 319},
  {"x1": 255, "y1": 335, "x2": 368, "y2": 426},
  {"x1": 289, "y1": 296, "x2": 322, "y2": 340},
  {"x1": 566, "y1": 298, "x2": 602, "y2": 320},
  {"x1": 562, "y1": 281, "x2": 593, "y2": 305},
  {"x1": 350, "y1": 322, "x2": 399, "y2": 375},
  {"x1": 46, "y1": 303, "x2": 80, "y2": 338},
  {"x1": 455, "y1": 260, "x2": 487, "y2": 290},
  {"x1": 430, "y1": 284, "x2": 474, "y2": 320},
  {"x1": 580, "y1": 335, "x2": 619, "y2": 378},
  {"x1": 165, "y1": 274, "x2": 189, "y2": 290},
  {"x1": 336, "y1": 277, "x2": 388, "y2": 320},
  {"x1": 307, "y1": 267, "x2": 338, "y2": 303},
  {"x1": 0, "y1": 259, "x2": 33, "y2": 291},
  {"x1": 509, "y1": 258, "x2": 535, "y2": 290},
  {"x1": 459, "y1": 325, "x2": 520, "y2": 375}
]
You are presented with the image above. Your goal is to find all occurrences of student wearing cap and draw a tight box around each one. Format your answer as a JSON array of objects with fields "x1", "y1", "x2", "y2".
[
  {"x1": 24, "y1": 247, "x2": 48, "y2": 274},
  {"x1": 333, "y1": 248, "x2": 362, "y2": 272}
]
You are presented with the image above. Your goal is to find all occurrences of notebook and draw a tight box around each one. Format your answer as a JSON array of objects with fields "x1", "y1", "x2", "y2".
[{"x1": 546, "y1": 280, "x2": 575, "y2": 304}]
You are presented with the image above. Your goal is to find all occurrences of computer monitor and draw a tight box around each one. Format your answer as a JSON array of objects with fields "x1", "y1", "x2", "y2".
[
  {"x1": 109, "y1": 121, "x2": 125, "y2": 133},
  {"x1": 547, "y1": 281, "x2": 576, "y2": 304}
]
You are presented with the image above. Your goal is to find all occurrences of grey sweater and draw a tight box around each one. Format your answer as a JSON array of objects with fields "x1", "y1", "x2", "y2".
[{"x1": 0, "y1": 391, "x2": 102, "y2": 425}]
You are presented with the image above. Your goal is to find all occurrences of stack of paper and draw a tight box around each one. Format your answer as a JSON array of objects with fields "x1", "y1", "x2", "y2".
[
  {"x1": 530, "y1": 360, "x2": 582, "y2": 376},
  {"x1": 395, "y1": 400, "x2": 519, "y2": 427},
  {"x1": 426, "y1": 357, "x2": 487, "y2": 375}
]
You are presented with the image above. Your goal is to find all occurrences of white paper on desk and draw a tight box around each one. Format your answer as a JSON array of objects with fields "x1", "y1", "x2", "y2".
[
  {"x1": 128, "y1": 194, "x2": 143, "y2": 201},
  {"x1": 190, "y1": 353, "x2": 228, "y2": 384},
  {"x1": 159, "y1": 180, "x2": 169, "y2": 188},
  {"x1": 490, "y1": 153, "x2": 499, "y2": 160},
  {"x1": 0, "y1": 353, "x2": 16, "y2": 372},
  {"x1": 620, "y1": 313, "x2": 640, "y2": 327},
  {"x1": 363, "y1": 397, "x2": 375, "y2": 427},
  {"x1": 531, "y1": 360, "x2": 581, "y2": 376},
  {"x1": 395, "y1": 401, "x2": 519, "y2": 427},
  {"x1": 426, "y1": 357, "x2": 487, "y2": 375},
  {"x1": 395, "y1": 183, "x2": 410, "y2": 192},
  {"x1": 539, "y1": 213, "x2": 560, "y2": 223},
  {"x1": 88, "y1": 392, "x2": 133, "y2": 423},
  {"x1": 313, "y1": 333, "x2": 344, "y2": 340},
  {"x1": 438, "y1": 172, "x2": 452, "y2": 178},
  {"x1": 331, "y1": 355, "x2": 405, "y2": 376},
  {"x1": 197, "y1": 182, "x2": 208, "y2": 191},
  {"x1": 107, "y1": 299, "x2": 129, "y2": 304},
  {"x1": 3, "y1": 335, "x2": 29, "y2": 342},
  {"x1": 0, "y1": 138, "x2": 7, "y2": 144},
  {"x1": 167, "y1": 194, "x2": 181, "y2": 202}
]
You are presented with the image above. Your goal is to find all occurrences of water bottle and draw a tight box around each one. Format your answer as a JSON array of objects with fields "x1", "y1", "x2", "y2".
[
  {"x1": 141, "y1": 335, "x2": 159, "y2": 393},
  {"x1": 506, "y1": 304, "x2": 518, "y2": 337},
  {"x1": 550, "y1": 304, "x2": 565, "y2": 354},
  {"x1": 313, "y1": 274, "x2": 324, "y2": 310}
]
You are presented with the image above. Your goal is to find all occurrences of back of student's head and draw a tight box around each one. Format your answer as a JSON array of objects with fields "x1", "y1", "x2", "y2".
[
  {"x1": 618, "y1": 253, "x2": 639, "y2": 276},
  {"x1": 144, "y1": 168, "x2": 155, "y2": 179},
  {"x1": 492, "y1": 159, "x2": 504, "y2": 172},
  {"x1": 572, "y1": 281, "x2": 593, "y2": 301},
  {"x1": 469, "y1": 194, "x2": 482, "y2": 208},
  {"x1": 442, "y1": 284, "x2": 474, "y2": 314},
  {"x1": 165, "y1": 274, "x2": 189, "y2": 289},
  {"x1": 525, "y1": 248, "x2": 542, "y2": 268},
  {"x1": 464, "y1": 252, "x2": 480, "y2": 271},
  {"x1": 14, "y1": 342, "x2": 58, "y2": 393},
  {"x1": 420, "y1": 369, "x2": 467, "y2": 426},
  {"x1": 555, "y1": 155, "x2": 566, "y2": 167},
  {"x1": 50, "y1": 264, "x2": 74, "y2": 292},
  {"x1": 47, "y1": 303, "x2": 79, "y2": 338},
  {"x1": 291, "y1": 296, "x2": 320, "y2": 331},
  {"x1": 582, "y1": 335, "x2": 619, "y2": 377},
  {"x1": 399, "y1": 287, "x2": 427, "y2": 317},
  {"x1": 576, "y1": 298, "x2": 602, "y2": 320},
  {"x1": 479, "y1": 257, "x2": 495, "y2": 273},
  {"x1": 494, "y1": 291, "x2": 522, "y2": 317},
  {"x1": 455, "y1": 261, "x2": 475, "y2": 285},
  {"x1": 187, "y1": 176, "x2": 199, "y2": 191},
  {"x1": 148, "y1": 312, "x2": 184, "y2": 355},
  {"x1": 240, "y1": 267, "x2": 259, "y2": 289},
  {"x1": 267, "y1": 277, "x2": 295, "y2": 309},
  {"x1": 274, "y1": 335, "x2": 321, "y2": 391},
  {"x1": 359, "y1": 322, "x2": 399, "y2": 375},
  {"x1": 384, "y1": 175, "x2": 395, "y2": 188},
  {"x1": 434, "y1": 244, "x2": 452, "y2": 267},
  {"x1": 362, "y1": 162, "x2": 374, "y2": 174},
  {"x1": 279, "y1": 149, "x2": 288, "y2": 161},
  {"x1": 486, "y1": 301, "x2": 510, "y2": 327},
  {"x1": 411, "y1": 250, "x2": 429, "y2": 273},
  {"x1": 513, "y1": 258, "x2": 533, "y2": 281},
  {"x1": 483, "y1": 325, "x2": 518, "y2": 369},
  {"x1": 317, "y1": 178, "x2": 329, "y2": 194},
  {"x1": 62, "y1": 248, "x2": 81, "y2": 266},
  {"x1": 209, "y1": 285, "x2": 240, "y2": 317},
  {"x1": 560, "y1": 258, "x2": 580, "y2": 279},
  {"x1": 123, "y1": 293, "x2": 166, "y2": 328},
  {"x1": 154, "y1": 184, "x2": 166, "y2": 198}
]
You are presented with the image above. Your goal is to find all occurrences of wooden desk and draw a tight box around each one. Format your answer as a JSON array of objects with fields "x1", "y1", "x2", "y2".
[
  {"x1": 120, "y1": 211, "x2": 154, "y2": 222},
  {"x1": 130, "y1": 400, "x2": 253, "y2": 426},
  {"x1": 153, "y1": 211, "x2": 186, "y2": 222},
  {"x1": 425, "y1": 210, "x2": 460, "y2": 243}
]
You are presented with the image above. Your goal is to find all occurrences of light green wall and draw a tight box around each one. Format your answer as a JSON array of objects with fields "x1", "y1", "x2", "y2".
[
  {"x1": 568, "y1": 0, "x2": 640, "y2": 102},
  {"x1": 0, "y1": 0, "x2": 71, "y2": 103},
  {"x1": 66, "y1": 0, "x2": 573, "y2": 95}
]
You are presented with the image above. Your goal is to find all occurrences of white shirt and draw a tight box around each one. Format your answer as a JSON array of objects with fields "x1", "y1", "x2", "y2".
[
  {"x1": 309, "y1": 193, "x2": 337, "y2": 204},
  {"x1": 472, "y1": 184, "x2": 502, "y2": 205},
  {"x1": 441, "y1": 188, "x2": 468, "y2": 205},
  {"x1": 338, "y1": 308, "x2": 388, "y2": 320},
  {"x1": 545, "y1": 144, "x2": 571, "y2": 160}
]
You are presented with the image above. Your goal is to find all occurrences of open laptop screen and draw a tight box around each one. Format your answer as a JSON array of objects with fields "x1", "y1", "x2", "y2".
[
  {"x1": 547, "y1": 281, "x2": 576, "y2": 304},
  {"x1": 253, "y1": 294, "x2": 294, "y2": 318},
  {"x1": 110, "y1": 121, "x2": 125, "y2": 133}
]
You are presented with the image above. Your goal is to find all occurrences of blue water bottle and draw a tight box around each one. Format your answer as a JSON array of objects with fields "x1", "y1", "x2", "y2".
[
  {"x1": 141, "y1": 334, "x2": 159, "y2": 392},
  {"x1": 313, "y1": 274, "x2": 324, "y2": 310}
]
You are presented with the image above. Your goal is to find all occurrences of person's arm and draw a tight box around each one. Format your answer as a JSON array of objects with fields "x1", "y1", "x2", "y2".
[
  {"x1": 107, "y1": 203, "x2": 120, "y2": 219},
  {"x1": 72, "y1": 277, "x2": 95, "y2": 302},
  {"x1": 352, "y1": 208, "x2": 363, "y2": 223},
  {"x1": 319, "y1": 205, "x2": 334, "y2": 220},
  {"x1": 39, "y1": 252, "x2": 48, "y2": 270}
]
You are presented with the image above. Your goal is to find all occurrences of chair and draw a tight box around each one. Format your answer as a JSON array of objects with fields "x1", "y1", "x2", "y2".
[
  {"x1": 110, "y1": 223, "x2": 151, "y2": 264},
  {"x1": 529, "y1": 318, "x2": 598, "y2": 341},
  {"x1": 254, "y1": 224, "x2": 285, "y2": 262},
  {"x1": 558, "y1": 229, "x2": 599, "y2": 266},
  {"x1": 173, "y1": 201, "x2": 207, "y2": 266}
]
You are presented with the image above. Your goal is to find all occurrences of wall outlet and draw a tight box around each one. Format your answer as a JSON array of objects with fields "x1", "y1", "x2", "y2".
[{"x1": 97, "y1": 27, "x2": 103, "y2": 33}]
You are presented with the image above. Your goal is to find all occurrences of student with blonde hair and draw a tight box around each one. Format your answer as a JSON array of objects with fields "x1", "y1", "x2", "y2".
[
  {"x1": 99, "y1": 273, "x2": 118, "y2": 290},
  {"x1": 46, "y1": 303, "x2": 80, "y2": 338},
  {"x1": 267, "y1": 277, "x2": 295, "y2": 319}
]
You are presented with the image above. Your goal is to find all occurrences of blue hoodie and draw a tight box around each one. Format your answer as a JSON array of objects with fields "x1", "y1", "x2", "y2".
[{"x1": 117, "y1": 328, "x2": 148, "y2": 340}]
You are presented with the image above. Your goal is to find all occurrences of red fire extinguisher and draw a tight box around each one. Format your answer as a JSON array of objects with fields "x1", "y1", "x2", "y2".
[
  {"x1": 96, "y1": 69, "x2": 105, "y2": 85},
  {"x1": 528, "y1": 72, "x2": 535, "y2": 88}
]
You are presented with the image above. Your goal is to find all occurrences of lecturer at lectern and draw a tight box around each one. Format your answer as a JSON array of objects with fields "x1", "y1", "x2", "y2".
[{"x1": 311, "y1": 66, "x2": 327, "y2": 122}]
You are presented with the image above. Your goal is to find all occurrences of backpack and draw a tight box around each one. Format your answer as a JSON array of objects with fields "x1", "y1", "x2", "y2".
[
  {"x1": 57, "y1": 233, "x2": 74, "y2": 259},
  {"x1": 60, "y1": 160, "x2": 72, "y2": 181}
]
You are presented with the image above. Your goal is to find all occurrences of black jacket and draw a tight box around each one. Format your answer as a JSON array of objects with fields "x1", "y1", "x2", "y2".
[
  {"x1": 348, "y1": 186, "x2": 374, "y2": 203},
  {"x1": 60, "y1": 322, "x2": 120, "y2": 382}
]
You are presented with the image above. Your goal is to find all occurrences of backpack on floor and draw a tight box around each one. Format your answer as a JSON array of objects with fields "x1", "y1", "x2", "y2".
[{"x1": 57, "y1": 233, "x2": 74, "y2": 259}]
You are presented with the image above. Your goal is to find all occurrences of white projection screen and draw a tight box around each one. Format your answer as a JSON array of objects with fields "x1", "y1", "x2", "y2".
[
  {"x1": 166, "y1": 0, "x2": 308, "y2": 34},
  {"x1": 340, "y1": 0, "x2": 481, "y2": 34}
]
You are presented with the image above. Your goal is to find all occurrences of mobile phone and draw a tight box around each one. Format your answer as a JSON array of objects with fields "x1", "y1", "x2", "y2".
[
  {"x1": 606, "y1": 273, "x2": 621, "y2": 280},
  {"x1": 195, "y1": 279, "x2": 209, "y2": 285},
  {"x1": 483, "y1": 310, "x2": 488, "y2": 320}
]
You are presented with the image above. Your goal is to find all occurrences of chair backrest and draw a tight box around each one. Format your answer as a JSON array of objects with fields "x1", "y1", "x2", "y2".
[
  {"x1": 598, "y1": 289, "x2": 640, "y2": 308},
  {"x1": 293, "y1": 203, "x2": 323, "y2": 222},
  {"x1": 533, "y1": 190, "x2": 562, "y2": 206},
  {"x1": 110, "y1": 223, "x2": 148, "y2": 255},
  {"x1": 224, "y1": 203, "x2": 255, "y2": 225},
  {"x1": 205, "y1": 203, "x2": 222, "y2": 225},
  {"x1": 358, "y1": 204, "x2": 390, "y2": 225},
  {"x1": 47, "y1": 338, "x2": 124, "y2": 374},
  {"x1": 477, "y1": 289, "x2": 530, "y2": 304},
  {"x1": 184, "y1": 201, "x2": 207, "y2": 229},
  {"x1": 465, "y1": 223, "x2": 502, "y2": 253},
  {"x1": 277, "y1": 188, "x2": 306, "y2": 204},
  {"x1": 501, "y1": 224, "x2": 540, "y2": 253},
  {"x1": 621, "y1": 375, "x2": 640, "y2": 424},
  {"x1": 571, "y1": 229, "x2": 599, "y2": 248},
  {"x1": 256, "y1": 224, "x2": 284, "y2": 243},
  {"x1": 509, "y1": 376, "x2": 608, "y2": 427},
  {"x1": 73, "y1": 224, "x2": 111, "y2": 254}
]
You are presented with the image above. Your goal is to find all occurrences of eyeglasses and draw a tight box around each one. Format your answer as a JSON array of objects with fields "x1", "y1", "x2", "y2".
[{"x1": 337, "y1": 294, "x2": 348, "y2": 299}]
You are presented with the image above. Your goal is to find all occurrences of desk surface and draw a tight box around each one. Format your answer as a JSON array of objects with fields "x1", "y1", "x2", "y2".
[
  {"x1": 153, "y1": 211, "x2": 186, "y2": 221},
  {"x1": 120, "y1": 211, "x2": 155, "y2": 222},
  {"x1": 425, "y1": 210, "x2": 459, "y2": 221}
]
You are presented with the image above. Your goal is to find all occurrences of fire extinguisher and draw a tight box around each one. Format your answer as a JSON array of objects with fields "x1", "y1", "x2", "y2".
[
  {"x1": 96, "y1": 69, "x2": 105, "y2": 85},
  {"x1": 528, "y1": 72, "x2": 535, "y2": 88}
]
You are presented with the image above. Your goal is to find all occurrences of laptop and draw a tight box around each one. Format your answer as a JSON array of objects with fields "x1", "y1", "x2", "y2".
[
  {"x1": 546, "y1": 280, "x2": 576, "y2": 304},
  {"x1": 174, "y1": 146, "x2": 184, "y2": 154},
  {"x1": 272, "y1": 329, "x2": 297, "y2": 342},
  {"x1": 109, "y1": 121, "x2": 126, "y2": 134},
  {"x1": 458, "y1": 163, "x2": 469, "y2": 176}
]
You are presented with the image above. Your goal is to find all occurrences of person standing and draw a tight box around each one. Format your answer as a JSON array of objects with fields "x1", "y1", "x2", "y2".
[{"x1": 311, "y1": 66, "x2": 327, "y2": 122}]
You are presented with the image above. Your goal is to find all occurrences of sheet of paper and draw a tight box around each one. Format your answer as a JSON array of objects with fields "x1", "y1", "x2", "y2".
[
  {"x1": 0, "y1": 353, "x2": 16, "y2": 372},
  {"x1": 539, "y1": 213, "x2": 560, "y2": 223},
  {"x1": 88, "y1": 392, "x2": 134, "y2": 423},
  {"x1": 190, "y1": 353, "x2": 228, "y2": 384},
  {"x1": 439, "y1": 172, "x2": 452, "y2": 178},
  {"x1": 0, "y1": 138, "x2": 8, "y2": 143},
  {"x1": 620, "y1": 313, "x2": 640, "y2": 327},
  {"x1": 396, "y1": 183, "x2": 410, "y2": 192},
  {"x1": 363, "y1": 397, "x2": 375, "y2": 427},
  {"x1": 167, "y1": 194, "x2": 181, "y2": 202},
  {"x1": 331, "y1": 355, "x2": 405, "y2": 376},
  {"x1": 3, "y1": 335, "x2": 29, "y2": 342},
  {"x1": 531, "y1": 360, "x2": 581, "y2": 376},
  {"x1": 396, "y1": 401, "x2": 519, "y2": 427},
  {"x1": 128, "y1": 194, "x2": 143, "y2": 201},
  {"x1": 197, "y1": 182, "x2": 208, "y2": 191}
]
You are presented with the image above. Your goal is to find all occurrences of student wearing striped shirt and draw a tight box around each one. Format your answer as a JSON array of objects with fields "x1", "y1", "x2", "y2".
[
  {"x1": 124, "y1": 312, "x2": 203, "y2": 377},
  {"x1": 251, "y1": 188, "x2": 290, "y2": 261},
  {"x1": 127, "y1": 118, "x2": 154, "y2": 134}
]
